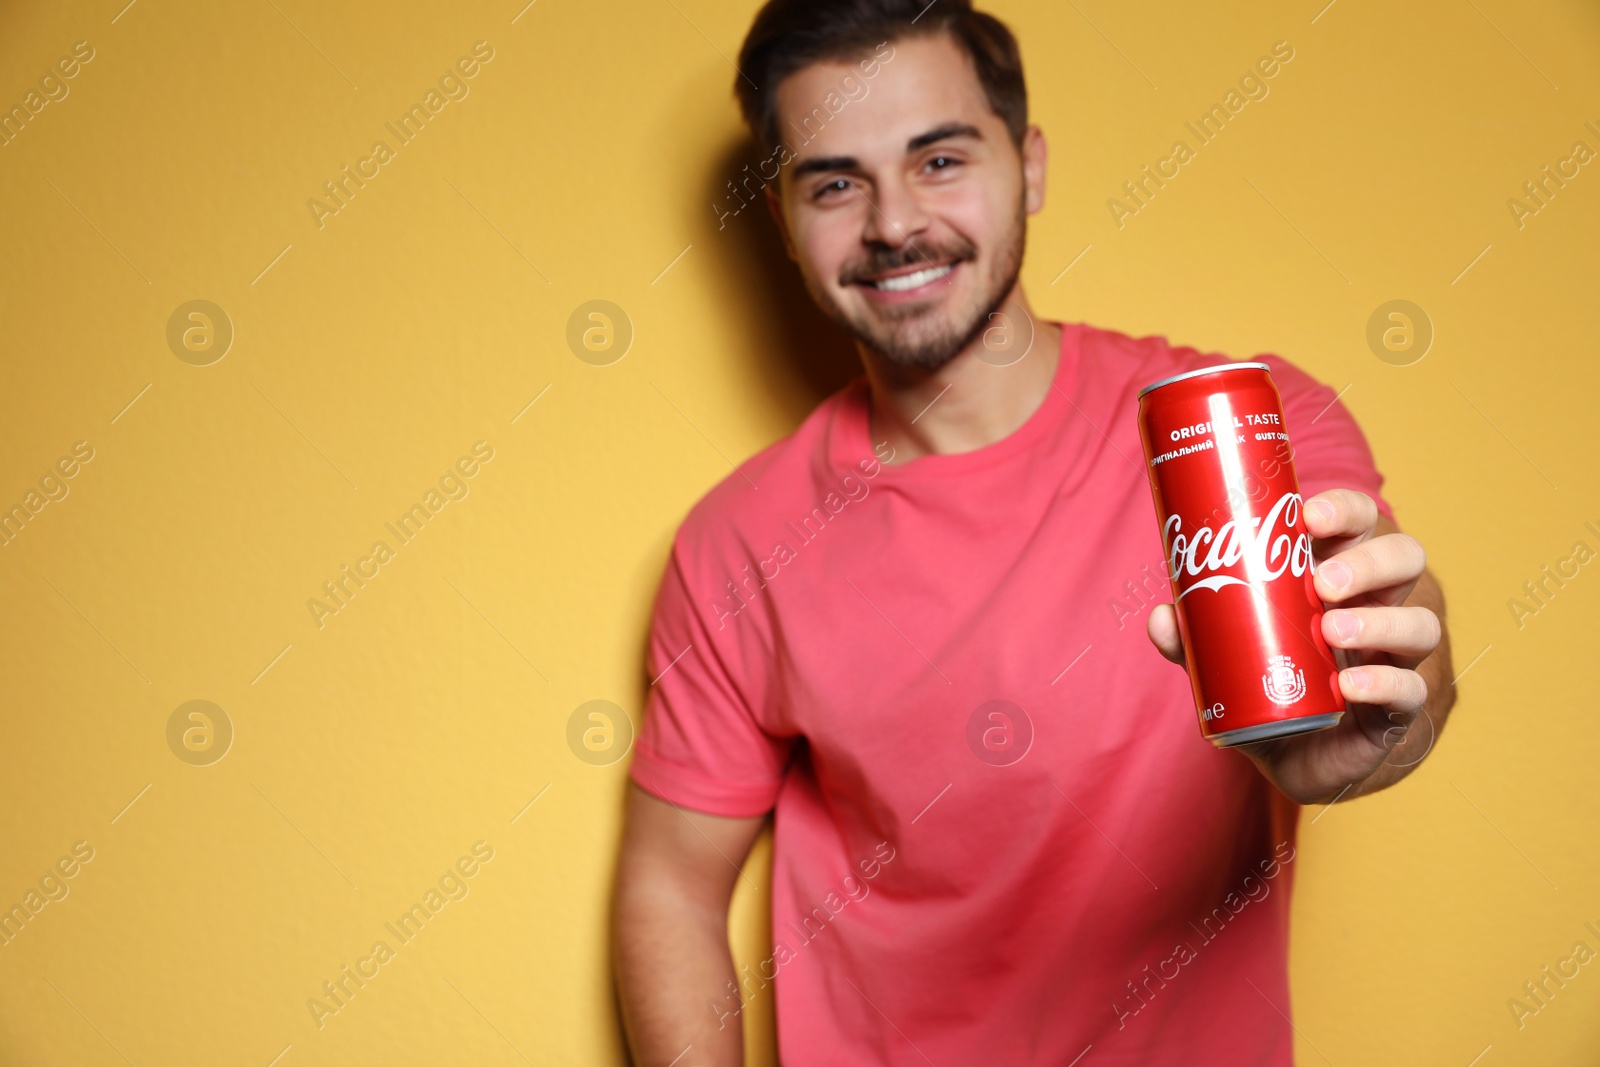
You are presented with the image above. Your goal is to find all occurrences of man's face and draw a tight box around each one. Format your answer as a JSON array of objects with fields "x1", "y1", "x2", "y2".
[{"x1": 769, "y1": 32, "x2": 1046, "y2": 371}]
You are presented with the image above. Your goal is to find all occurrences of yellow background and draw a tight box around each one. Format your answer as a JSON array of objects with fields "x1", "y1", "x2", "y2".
[{"x1": 1, "y1": 0, "x2": 1597, "y2": 1063}]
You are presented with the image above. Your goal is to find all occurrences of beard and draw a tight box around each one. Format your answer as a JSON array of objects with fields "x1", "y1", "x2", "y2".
[{"x1": 803, "y1": 191, "x2": 1028, "y2": 372}]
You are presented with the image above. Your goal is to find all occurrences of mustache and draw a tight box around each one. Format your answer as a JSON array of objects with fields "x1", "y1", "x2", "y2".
[{"x1": 839, "y1": 239, "x2": 976, "y2": 285}]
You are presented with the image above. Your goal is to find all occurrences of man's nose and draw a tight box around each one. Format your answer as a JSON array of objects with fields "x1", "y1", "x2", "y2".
[{"x1": 861, "y1": 175, "x2": 931, "y2": 249}]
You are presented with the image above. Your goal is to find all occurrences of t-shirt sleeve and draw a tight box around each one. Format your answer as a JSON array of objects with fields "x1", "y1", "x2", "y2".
[
  {"x1": 1258, "y1": 354, "x2": 1396, "y2": 524},
  {"x1": 628, "y1": 531, "x2": 791, "y2": 818}
]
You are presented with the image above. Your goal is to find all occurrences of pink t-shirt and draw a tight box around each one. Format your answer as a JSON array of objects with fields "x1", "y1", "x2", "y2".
[{"x1": 630, "y1": 322, "x2": 1393, "y2": 1066}]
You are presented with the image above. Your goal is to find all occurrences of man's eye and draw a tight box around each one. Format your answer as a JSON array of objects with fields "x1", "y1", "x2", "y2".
[
  {"x1": 814, "y1": 178, "x2": 853, "y2": 200},
  {"x1": 926, "y1": 156, "x2": 958, "y2": 171}
]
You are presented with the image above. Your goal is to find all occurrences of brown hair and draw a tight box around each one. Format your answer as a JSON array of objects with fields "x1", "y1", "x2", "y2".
[{"x1": 734, "y1": 0, "x2": 1028, "y2": 154}]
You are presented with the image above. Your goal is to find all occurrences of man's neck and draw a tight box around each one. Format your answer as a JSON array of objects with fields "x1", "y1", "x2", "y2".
[{"x1": 861, "y1": 293, "x2": 1062, "y2": 465}]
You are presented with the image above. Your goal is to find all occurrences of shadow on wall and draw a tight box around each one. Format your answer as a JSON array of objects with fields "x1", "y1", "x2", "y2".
[
  {"x1": 622, "y1": 133, "x2": 864, "y2": 724},
  {"x1": 605, "y1": 117, "x2": 856, "y2": 1067},
  {"x1": 617, "y1": 129, "x2": 863, "y2": 782},
  {"x1": 702, "y1": 135, "x2": 865, "y2": 417},
  {"x1": 620, "y1": 126, "x2": 867, "y2": 710}
]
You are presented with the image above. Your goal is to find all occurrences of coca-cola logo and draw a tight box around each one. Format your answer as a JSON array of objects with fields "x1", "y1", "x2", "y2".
[{"x1": 1163, "y1": 492, "x2": 1314, "y2": 598}]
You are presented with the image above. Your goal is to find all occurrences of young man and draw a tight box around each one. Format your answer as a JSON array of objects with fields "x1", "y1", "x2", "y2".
[{"x1": 613, "y1": 2, "x2": 1453, "y2": 1063}]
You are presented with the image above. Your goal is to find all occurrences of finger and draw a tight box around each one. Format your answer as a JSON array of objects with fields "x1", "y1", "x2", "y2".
[
  {"x1": 1340, "y1": 665, "x2": 1428, "y2": 744},
  {"x1": 1379, "y1": 699, "x2": 1436, "y2": 769},
  {"x1": 1322, "y1": 606, "x2": 1442, "y2": 665},
  {"x1": 1315, "y1": 532, "x2": 1427, "y2": 606},
  {"x1": 1304, "y1": 489, "x2": 1378, "y2": 554},
  {"x1": 1146, "y1": 604, "x2": 1185, "y2": 665},
  {"x1": 1229, "y1": 714, "x2": 1390, "y2": 801}
]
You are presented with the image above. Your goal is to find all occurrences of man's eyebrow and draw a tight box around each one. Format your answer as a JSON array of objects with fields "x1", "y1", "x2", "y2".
[
  {"x1": 788, "y1": 123, "x2": 984, "y2": 180},
  {"x1": 791, "y1": 154, "x2": 858, "y2": 179},
  {"x1": 907, "y1": 122, "x2": 982, "y2": 151}
]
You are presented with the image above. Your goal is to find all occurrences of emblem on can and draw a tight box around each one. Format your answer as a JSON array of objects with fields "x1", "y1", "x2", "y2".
[{"x1": 1262, "y1": 655, "x2": 1307, "y2": 706}]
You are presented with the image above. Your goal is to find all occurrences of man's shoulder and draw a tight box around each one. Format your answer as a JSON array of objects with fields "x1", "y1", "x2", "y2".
[
  {"x1": 670, "y1": 377, "x2": 865, "y2": 572},
  {"x1": 1075, "y1": 321, "x2": 1328, "y2": 399}
]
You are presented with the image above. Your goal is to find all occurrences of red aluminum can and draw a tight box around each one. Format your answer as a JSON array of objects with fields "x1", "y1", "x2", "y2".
[{"x1": 1137, "y1": 362, "x2": 1344, "y2": 747}]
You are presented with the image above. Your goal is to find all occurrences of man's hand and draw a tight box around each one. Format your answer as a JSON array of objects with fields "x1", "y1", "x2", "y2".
[{"x1": 1146, "y1": 488, "x2": 1454, "y2": 805}]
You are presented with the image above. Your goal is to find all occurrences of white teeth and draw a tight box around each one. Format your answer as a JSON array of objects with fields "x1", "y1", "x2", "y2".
[{"x1": 871, "y1": 263, "x2": 954, "y2": 291}]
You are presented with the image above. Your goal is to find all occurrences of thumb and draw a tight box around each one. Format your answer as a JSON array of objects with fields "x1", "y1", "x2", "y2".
[{"x1": 1146, "y1": 604, "x2": 1186, "y2": 665}]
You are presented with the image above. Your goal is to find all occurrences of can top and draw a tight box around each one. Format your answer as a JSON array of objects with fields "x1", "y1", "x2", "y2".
[{"x1": 1137, "y1": 361, "x2": 1272, "y2": 399}]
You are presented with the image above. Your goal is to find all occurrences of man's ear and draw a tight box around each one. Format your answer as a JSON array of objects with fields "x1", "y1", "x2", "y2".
[
  {"x1": 1021, "y1": 124, "x2": 1047, "y2": 216},
  {"x1": 765, "y1": 186, "x2": 797, "y2": 261}
]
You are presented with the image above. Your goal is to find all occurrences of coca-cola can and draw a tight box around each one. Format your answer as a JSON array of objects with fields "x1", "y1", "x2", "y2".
[{"x1": 1136, "y1": 362, "x2": 1344, "y2": 747}]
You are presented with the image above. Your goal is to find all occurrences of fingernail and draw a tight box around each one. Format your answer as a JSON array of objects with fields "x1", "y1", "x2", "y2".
[
  {"x1": 1308, "y1": 499, "x2": 1335, "y2": 524},
  {"x1": 1330, "y1": 611, "x2": 1360, "y2": 640},
  {"x1": 1344, "y1": 668, "x2": 1371, "y2": 691},
  {"x1": 1320, "y1": 561, "x2": 1351, "y2": 592}
]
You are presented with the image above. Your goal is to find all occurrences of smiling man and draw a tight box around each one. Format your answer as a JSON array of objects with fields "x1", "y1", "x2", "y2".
[{"x1": 612, "y1": 2, "x2": 1453, "y2": 1065}]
